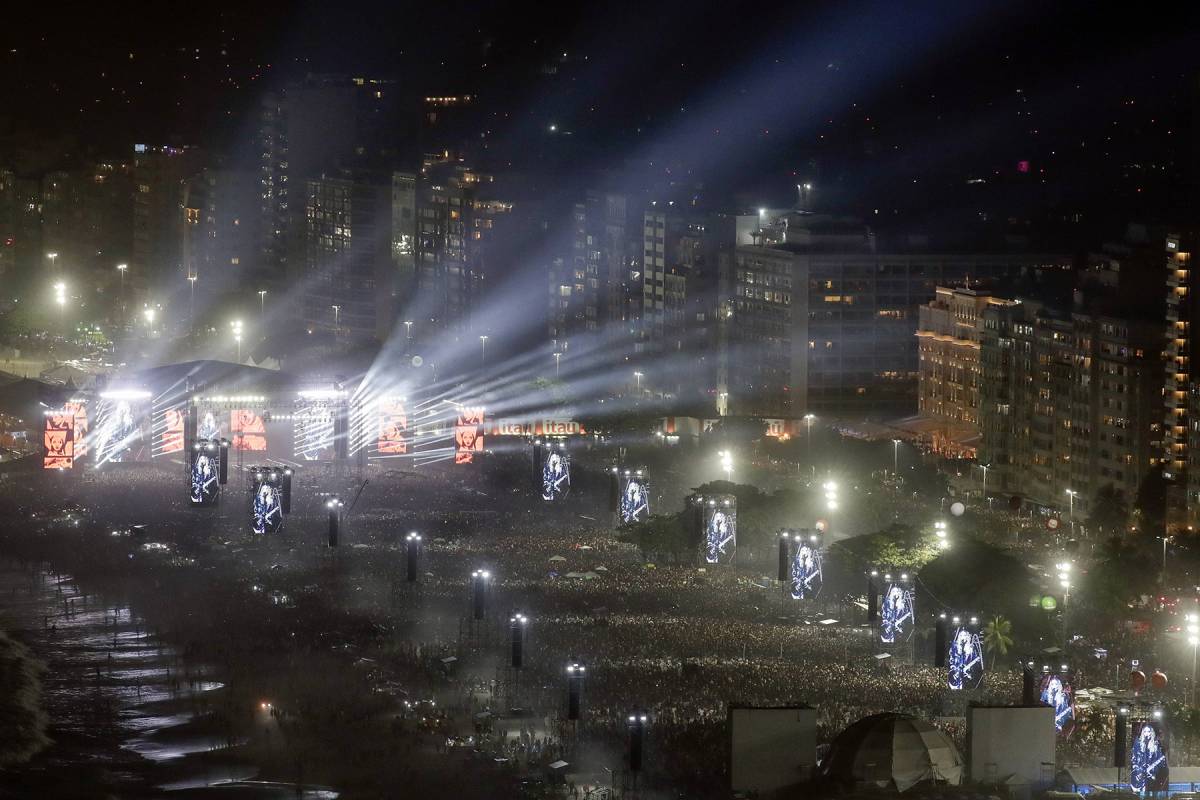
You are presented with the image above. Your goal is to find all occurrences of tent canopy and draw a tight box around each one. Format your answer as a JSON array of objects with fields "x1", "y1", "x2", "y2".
[{"x1": 820, "y1": 712, "x2": 963, "y2": 793}]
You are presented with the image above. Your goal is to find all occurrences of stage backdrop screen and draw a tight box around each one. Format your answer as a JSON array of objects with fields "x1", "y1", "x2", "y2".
[
  {"x1": 790, "y1": 542, "x2": 823, "y2": 600},
  {"x1": 93, "y1": 399, "x2": 148, "y2": 463},
  {"x1": 197, "y1": 406, "x2": 224, "y2": 441},
  {"x1": 232, "y1": 409, "x2": 267, "y2": 452},
  {"x1": 455, "y1": 407, "x2": 485, "y2": 464},
  {"x1": 43, "y1": 412, "x2": 74, "y2": 469},
  {"x1": 250, "y1": 476, "x2": 283, "y2": 534},
  {"x1": 377, "y1": 398, "x2": 408, "y2": 455},
  {"x1": 880, "y1": 583, "x2": 915, "y2": 644},
  {"x1": 295, "y1": 404, "x2": 335, "y2": 461},
  {"x1": 161, "y1": 407, "x2": 185, "y2": 454},
  {"x1": 65, "y1": 401, "x2": 88, "y2": 458},
  {"x1": 542, "y1": 449, "x2": 570, "y2": 501},
  {"x1": 190, "y1": 444, "x2": 220, "y2": 505},
  {"x1": 1039, "y1": 672, "x2": 1074, "y2": 735},
  {"x1": 620, "y1": 473, "x2": 650, "y2": 523},
  {"x1": 1130, "y1": 718, "x2": 1168, "y2": 794},
  {"x1": 703, "y1": 499, "x2": 736, "y2": 564},
  {"x1": 947, "y1": 625, "x2": 984, "y2": 690}
]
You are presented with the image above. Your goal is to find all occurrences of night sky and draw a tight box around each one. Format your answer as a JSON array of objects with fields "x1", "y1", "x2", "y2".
[{"x1": 2, "y1": 1, "x2": 1197, "y2": 229}]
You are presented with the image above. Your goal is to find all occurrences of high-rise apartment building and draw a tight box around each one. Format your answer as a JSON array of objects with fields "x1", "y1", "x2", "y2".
[
  {"x1": 721, "y1": 212, "x2": 1069, "y2": 417},
  {"x1": 132, "y1": 144, "x2": 203, "y2": 294},
  {"x1": 977, "y1": 293, "x2": 1161, "y2": 518},
  {"x1": 915, "y1": 287, "x2": 1012, "y2": 456}
]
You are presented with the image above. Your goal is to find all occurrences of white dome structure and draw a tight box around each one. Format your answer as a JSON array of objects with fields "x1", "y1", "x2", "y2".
[{"x1": 819, "y1": 713, "x2": 964, "y2": 793}]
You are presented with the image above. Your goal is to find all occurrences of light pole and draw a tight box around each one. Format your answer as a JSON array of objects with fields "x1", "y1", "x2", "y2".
[
  {"x1": 892, "y1": 438, "x2": 901, "y2": 479},
  {"x1": 719, "y1": 450, "x2": 733, "y2": 482},
  {"x1": 935, "y1": 519, "x2": 950, "y2": 550},
  {"x1": 46, "y1": 252, "x2": 58, "y2": 274},
  {"x1": 1188, "y1": 614, "x2": 1199, "y2": 708},
  {"x1": 1065, "y1": 489, "x2": 1078, "y2": 534},
  {"x1": 404, "y1": 320, "x2": 413, "y2": 347},
  {"x1": 188, "y1": 274, "x2": 197, "y2": 331},
  {"x1": 1163, "y1": 535, "x2": 1173, "y2": 584},
  {"x1": 634, "y1": 371, "x2": 643, "y2": 392},
  {"x1": 553, "y1": 352, "x2": 561, "y2": 378},
  {"x1": 231, "y1": 319, "x2": 243, "y2": 362},
  {"x1": 53, "y1": 281, "x2": 66, "y2": 332},
  {"x1": 980, "y1": 463, "x2": 990, "y2": 504},
  {"x1": 1057, "y1": 560, "x2": 1072, "y2": 649},
  {"x1": 117, "y1": 263, "x2": 127, "y2": 327},
  {"x1": 804, "y1": 413, "x2": 816, "y2": 478},
  {"x1": 258, "y1": 290, "x2": 267, "y2": 319},
  {"x1": 331, "y1": 305, "x2": 340, "y2": 332},
  {"x1": 479, "y1": 334, "x2": 489, "y2": 366}
]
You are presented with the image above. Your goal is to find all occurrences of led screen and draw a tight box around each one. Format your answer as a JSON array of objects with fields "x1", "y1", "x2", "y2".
[
  {"x1": 43, "y1": 412, "x2": 74, "y2": 469},
  {"x1": 161, "y1": 407, "x2": 185, "y2": 454},
  {"x1": 377, "y1": 398, "x2": 408, "y2": 455},
  {"x1": 542, "y1": 449, "x2": 570, "y2": 501},
  {"x1": 1130, "y1": 718, "x2": 1168, "y2": 795},
  {"x1": 947, "y1": 625, "x2": 984, "y2": 690},
  {"x1": 189, "y1": 444, "x2": 220, "y2": 505},
  {"x1": 295, "y1": 405, "x2": 335, "y2": 461},
  {"x1": 880, "y1": 583, "x2": 915, "y2": 644},
  {"x1": 703, "y1": 500, "x2": 736, "y2": 564},
  {"x1": 64, "y1": 401, "x2": 88, "y2": 458},
  {"x1": 1040, "y1": 672, "x2": 1074, "y2": 735},
  {"x1": 790, "y1": 542, "x2": 823, "y2": 600},
  {"x1": 620, "y1": 473, "x2": 650, "y2": 523},
  {"x1": 93, "y1": 399, "x2": 146, "y2": 463},
  {"x1": 232, "y1": 409, "x2": 267, "y2": 452},
  {"x1": 455, "y1": 407, "x2": 485, "y2": 464},
  {"x1": 197, "y1": 407, "x2": 224, "y2": 441},
  {"x1": 250, "y1": 478, "x2": 283, "y2": 534}
]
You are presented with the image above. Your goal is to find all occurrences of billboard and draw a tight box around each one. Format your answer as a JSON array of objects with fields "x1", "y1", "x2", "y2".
[
  {"x1": 1039, "y1": 672, "x2": 1074, "y2": 735},
  {"x1": 619, "y1": 471, "x2": 650, "y2": 524},
  {"x1": 1130, "y1": 718, "x2": 1168, "y2": 795},
  {"x1": 377, "y1": 398, "x2": 408, "y2": 455},
  {"x1": 541, "y1": 448, "x2": 570, "y2": 501},
  {"x1": 232, "y1": 409, "x2": 267, "y2": 452},
  {"x1": 189, "y1": 442, "x2": 220, "y2": 505},
  {"x1": 43, "y1": 412, "x2": 74, "y2": 469},
  {"x1": 455, "y1": 407, "x2": 485, "y2": 464},
  {"x1": 250, "y1": 472, "x2": 284, "y2": 534},
  {"x1": 880, "y1": 583, "x2": 915, "y2": 644},
  {"x1": 947, "y1": 624, "x2": 984, "y2": 690},
  {"x1": 790, "y1": 541, "x2": 823, "y2": 600},
  {"x1": 703, "y1": 497, "x2": 736, "y2": 564}
]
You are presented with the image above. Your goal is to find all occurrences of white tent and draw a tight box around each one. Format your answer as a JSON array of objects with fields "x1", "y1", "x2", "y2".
[
  {"x1": 820, "y1": 713, "x2": 963, "y2": 792},
  {"x1": 549, "y1": 555, "x2": 567, "y2": 562}
]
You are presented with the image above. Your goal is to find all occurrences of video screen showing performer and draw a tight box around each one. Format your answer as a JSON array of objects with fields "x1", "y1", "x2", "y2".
[
  {"x1": 1040, "y1": 673, "x2": 1075, "y2": 735},
  {"x1": 251, "y1": 480, "x2": 283, "y2": 534},
  {"x1": 231, "y1": 409, "x2": 267, "y2": 452},
  {"x1": 880, "y1": 583, "x2": 915, "y2": 644},
  {"x1": 947, "y1": 625, "x2": 984, "y2": 690},
  {"x1": 455, "y1": 408, "x2": 485, "y2": 464},
  {"x1": 789, "y1": 542, "x2": 823, "y2": 600},
  {"x1": 296, "y1": 406, "x2": 335, "y2": 461},
  {"x1": 94, "y1": 400, "x2": 142, "y2": 463},
  {"x1": 162, "y1": 407, "x2": 185, "y2": 454},
  {"x1": 197, "y1": 408, "x2": 222, "y2": 441},
  {"x1": 703, "y1": 502, "x2": 736, "y2": 564},
  {"x1": 377, "y1": 398, "x2": 408, "y2": 455},
  {"x1": 1130, "y1": 718, "x2": 1168, "y2": 795},
  {"x1": 542, "y1": 450, "x2": 570, "y2": 501},
  {"x1": 189, "y1": 446, "x2": 219, "y2": 505},
  {"x1": 65, "y1": 401, "x2": 88, "y2": 457},
  {"x1": 620, "y1": 474, "x2": 650, "y2": 524},
  {"x1": 43, "y1": 413, "x2": 74, "y2": 469}
]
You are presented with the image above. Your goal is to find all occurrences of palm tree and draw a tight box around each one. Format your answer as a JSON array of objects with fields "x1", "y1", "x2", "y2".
[{"x1": 982, "y1": 615, "x2": 1013, "y2": 668}]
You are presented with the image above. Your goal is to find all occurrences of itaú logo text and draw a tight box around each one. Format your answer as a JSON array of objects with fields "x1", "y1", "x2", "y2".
[{"x1": 490, "y1": 420, "x2": 588, "y2": 436}]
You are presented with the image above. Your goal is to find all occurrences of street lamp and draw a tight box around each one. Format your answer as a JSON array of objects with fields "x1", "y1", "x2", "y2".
[
  {"x1": 979, "y1": 463, "x2": 990, "y2": 503},
  {"x1": 553, "y1": 352, "x2": 561, "y2": 377},
  {"x1": 404, "y1": 320, "x2": 413, "y2": 345},
  {"x1": 479, "y1": 334, "x2": 489, "y2": 366},
  {"x1": 824, "y1": 480, "x2": 839, "y2": 512},
  {"x1": 46, "y1": 252, "x2": 58, "y2": 273},
  {"x1": 53, "y1": 281, "x2": 66, "y2": 331},
  {"x1": 1187, "y1": 613, "x2": 1199, "y2": 707},
  {"x1": 935, "y1": 519, "x2": 950, "y2": 549},
  {"x1": 719, "y1": 450, "x2": 733, "y2": 482},
  {"x1": 804, "y1": 413, "x2": 816, "y2": 478},
  {"x1": 1065, "y1": 489, "x2": 1078, "y2": 533},
  {"x1": 634, "y1": 371, "x2": 643, "y2": 392},
  {"x1": 231, "y1": 319, "x2": 244, "y2": 362},
  {"x1": 892, "y1": 438, "x2": 901, "y2": 479},
  {"x1": 331, "y1": 305, "x2": 340, "y2": 332},
  {"x1": 117, "y1": 264, "x2": 128, "y2": 326},
  {"x1": 258, "y1": 290, "x2": 267, "y2": 319},
  {"x1": 188, "y1": 274, "x2": 197, "y2": 330}
]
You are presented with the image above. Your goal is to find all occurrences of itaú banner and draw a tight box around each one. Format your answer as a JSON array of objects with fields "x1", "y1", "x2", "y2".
[{"x1": 487, "y1": 419, "x2": 589, "y2": 436}]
